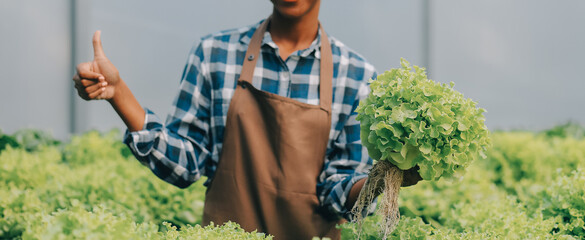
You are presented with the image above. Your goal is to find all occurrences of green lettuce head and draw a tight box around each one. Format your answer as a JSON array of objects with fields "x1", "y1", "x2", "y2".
[{"x1": 356, "y1": 59, "x2": 490, "y2": 181}]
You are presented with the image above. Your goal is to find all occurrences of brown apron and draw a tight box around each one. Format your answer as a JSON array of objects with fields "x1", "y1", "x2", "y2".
[{"x1": 202, "y1": 17, "x2": 341, "y2": 239}]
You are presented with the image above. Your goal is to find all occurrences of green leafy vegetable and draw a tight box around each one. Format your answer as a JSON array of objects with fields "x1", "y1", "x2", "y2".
[
  {"x1": 12, "y1": 129, "x2": 60, "y2": 152},
  {"x1": 351, "y1": 59, "x2": 491, "y2": 239},
  {"x1": 4, "y1": 123, "x2": 585, "y2": 239},
  {"x1": 0, "y1": 129, "x2": 20, "y2": 152},
  {"x1": 356, "y1": 58, "x2": 490, "y2": 180}
]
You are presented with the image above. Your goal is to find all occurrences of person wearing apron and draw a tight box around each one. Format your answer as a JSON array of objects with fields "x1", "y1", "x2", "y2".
[
  {"x1": 200, "y1": 15, "x2": 339, "y2": 239},
  {"x1": 72, "y1": 1, "x2": 423, "y2": 239}
]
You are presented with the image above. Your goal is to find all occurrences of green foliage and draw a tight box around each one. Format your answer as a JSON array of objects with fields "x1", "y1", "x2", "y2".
[
  {"x1": 340, "y1": 215, "x2": 432, "y2": 240},
  {"x1": 62, "y1": 130, "x2": 129, "y2": 166},
  {"x1": 12, "y1": 129, "x2": 60, "y2": 151},
  {"x1": 0, "y1": 146, "x2": 65, "y2": 189},
  {"x1": 342, "y1": 195, "x2": 561, "y2": 239},
  {"x1": 480, "y1": 132, "x2": 585, "y2": 201},
  {"x1": 342, "y1": 127, "x2": 585, "y2": 239},
  {"x1": 0, "y1": 131, "x2": 209, "y2": 239},
  {"x1": 530, "y1": 169, "x2": 585, "y2": 236},
  {"x1": 20, "y1": 205, "x2": 272, "y2": 240},
  {"x1": 0, "y1": 130, "x2": 19, "y2": 152},
  {"x1": 355, "y1": 58, "x2": 490, "y2": 181},
  {"x1": 398, "y1": 163, "x2": 504, "y2": 227},
  {"x1": 3, "y1": 125, "x2": 585, "y2": 239},
  {"x1": 439, "y1": 196, "x2": 557, "y2": 239},
  {"x1": 0, "y1": 128, "x2": 60, "y2": 153},
  {"x1": 161, "y1": 222, "x2": 272, "y2": 240},
  {"x1": 541, "y1": 122, "x2": 585, "y2": 140},
  {"x1": 21, "y1": 205, "x2": 159, "y2": 240},
  {"x1": 0, "y1": 188, "x2": 49, "y2": 239}
]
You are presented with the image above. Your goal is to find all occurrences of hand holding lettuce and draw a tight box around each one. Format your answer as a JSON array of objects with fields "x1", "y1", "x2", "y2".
[{"x1": 352, "y1": 59, "x2": 491, "y2": 239}]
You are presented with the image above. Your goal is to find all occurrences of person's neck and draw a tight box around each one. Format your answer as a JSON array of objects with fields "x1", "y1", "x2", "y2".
[{"x1": 269, "y1": 10, "x2": 319, "y2": 61}]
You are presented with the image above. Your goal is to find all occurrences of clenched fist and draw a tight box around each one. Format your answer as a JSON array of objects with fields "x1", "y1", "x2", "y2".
[{"x1": 72, "y1": 30, "x2": 120, "y2": 100}]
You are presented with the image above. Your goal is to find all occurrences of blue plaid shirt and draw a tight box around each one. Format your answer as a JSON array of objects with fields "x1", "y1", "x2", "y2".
[{"x1": 124, "y1": 19, "x2": 377, "y2": 219}]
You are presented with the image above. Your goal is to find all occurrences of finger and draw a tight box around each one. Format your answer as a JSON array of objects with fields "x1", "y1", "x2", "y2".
[
  {"x1": 77, "y1": 62, "x2": 103, "y2": 79},
  {"x1": 80, "y1": 79, "x2": 106, "y2": 87},
  {"x1": 76, "y1": 62, "x2": 92, "y2": 73},
  {"x1": 92, "y1": 30, "x2": 106, "y2": 59},
  {"x1": 85, "y1": 81, "x2": 106, "y2": 94},
  {"x1": 78, "y1": 71, "x2": 103, "y2": 80},
  {"x1": 88, "y1": 86, "x2": 106, "y2": 99},
  {"x1": 97, "y1": 90, "x2": 108, "y2": 100}
]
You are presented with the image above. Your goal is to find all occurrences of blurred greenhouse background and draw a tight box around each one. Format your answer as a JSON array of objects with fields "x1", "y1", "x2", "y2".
[{"x1": 1, "y1": 0, "x2": 584, "y2": 140}]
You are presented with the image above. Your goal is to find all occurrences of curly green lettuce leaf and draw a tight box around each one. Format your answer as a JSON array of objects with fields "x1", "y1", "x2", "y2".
[{"x1": 356, "y1": 58, "x2": 491, "y2": 181}]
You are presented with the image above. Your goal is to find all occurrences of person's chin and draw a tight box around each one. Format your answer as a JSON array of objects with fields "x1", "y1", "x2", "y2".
[
  {"x1": 272, "y1": 0, "x2": 317, "y2": 19},
  {"x1": 272, "y1": 0, "x2": 300, "y2": 4},
  {"x1": 277, "y1": 11, "x2": 305, "y2": 19}
]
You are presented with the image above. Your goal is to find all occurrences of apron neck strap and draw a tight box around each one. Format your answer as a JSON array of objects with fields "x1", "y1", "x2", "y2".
[{"x1": 239, "y1": 16, "x2": 333, "y2": 111}]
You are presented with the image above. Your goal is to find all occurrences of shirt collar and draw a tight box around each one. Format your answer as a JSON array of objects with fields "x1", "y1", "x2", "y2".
[{"x1": 239, "y1": 18, "x2": 325, "y2": 59}]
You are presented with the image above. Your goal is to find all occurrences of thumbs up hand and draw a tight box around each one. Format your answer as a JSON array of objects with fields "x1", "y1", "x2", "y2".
[{"x1": 73, "y1": 30, "x2": 120, "y2": 100}]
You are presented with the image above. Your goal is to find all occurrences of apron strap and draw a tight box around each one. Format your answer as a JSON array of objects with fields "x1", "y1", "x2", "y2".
[
  {"x1": 239, "y1": 16, "x2": 333, "y2": 112},
  {"x1": 318, "y1": 24, "x2": 332, "y2": 112},
  {"x1": 239, "y1": 17, "x2": 269, "y2": 86}
]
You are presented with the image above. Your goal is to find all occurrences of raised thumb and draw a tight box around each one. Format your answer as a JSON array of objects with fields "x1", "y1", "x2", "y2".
[{"x1": 92, "y1": 30, "x2": 106, "y2": 59}]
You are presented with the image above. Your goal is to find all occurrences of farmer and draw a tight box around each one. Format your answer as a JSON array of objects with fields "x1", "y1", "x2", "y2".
[{"x1": 73, "y1": 0, "x2": 420, "y2": 239}]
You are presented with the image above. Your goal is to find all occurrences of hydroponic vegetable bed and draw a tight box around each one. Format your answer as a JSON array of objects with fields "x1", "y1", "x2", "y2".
[{"x1": 1, "y1": 124, "x2": 584, "y2": 239}]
